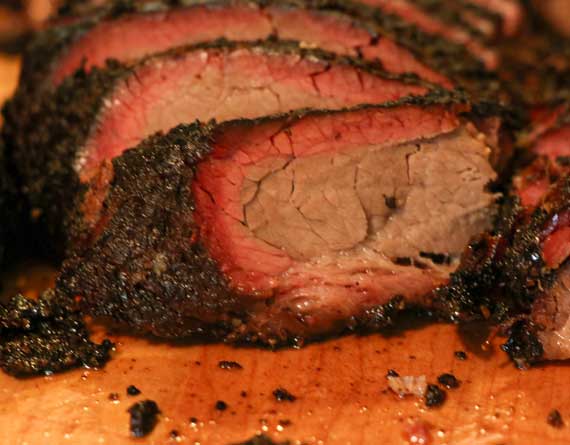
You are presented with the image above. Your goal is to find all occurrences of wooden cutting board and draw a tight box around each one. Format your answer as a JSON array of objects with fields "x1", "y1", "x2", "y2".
[{"x1": 2, "y1": 54, "x2": 570, "y2": 445}]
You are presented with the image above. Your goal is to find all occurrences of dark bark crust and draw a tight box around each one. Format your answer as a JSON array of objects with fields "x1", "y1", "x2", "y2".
[
  {"x1": 0, "y1": 135, "x2": 24, "y2": 265},
  {"x1": 58, "y1": 92, "x2": 470, "y2": 344},
  {"x1": 3, "y1": 38, "x2": 443, "y2": 254},
  {"x1": 59, "y1": 123, "x2": 246, "y2": 340},
  {"x1": 437, "y1": 172, "x2": 570, "y2": 365},
  {"x1": 0, "y1": 289, "x2": 113, "y2": 376}
]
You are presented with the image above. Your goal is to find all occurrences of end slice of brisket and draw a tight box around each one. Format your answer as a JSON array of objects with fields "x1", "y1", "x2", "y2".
[
  {"x1": 439, "y1": 125, "x2": 570, "y2": 364},
  {"x1": 58, "y1": 96, "x2": 499, "y2": 343},
  {"x1": 8, "y1": 39, "x2": 439, "y2": 252}
]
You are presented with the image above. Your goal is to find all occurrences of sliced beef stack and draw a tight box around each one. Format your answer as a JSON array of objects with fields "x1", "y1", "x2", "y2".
[
  {"x1": 0, "y1": 0, "x2": 545, "y2": 353},
  {"x1": 58, "y1": 96, "x2": 498, "y2": 343},
  {"x1": 11, "y1": 0, "x2": 483, "y2": 93},
  {"x1": 360, "y1": 0, "x2": 505, "y2": 68},
  {"x1": 8, "y1": 40, "x2": 436, "y2": 249}
]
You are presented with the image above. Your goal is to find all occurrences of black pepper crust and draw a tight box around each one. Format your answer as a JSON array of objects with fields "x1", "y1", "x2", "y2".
[
  {"x1": 0, "y1": 134, "x2": 28, "y2": 266},
  {"x1": 501, "y1": 319, "x2": 544, "y2": 369},
  {"x1": 0, "y1": 289, "x2": 113, "y2": 377},
  {"x1": 437, "y1": 171, "x2": 570, "y2": 366},
  {"x1": 57, "y1": 92, "x2": 478, "y2": 345},
  {"x1": 3, "y1": 38, "x2": 443, "y2": 256}
]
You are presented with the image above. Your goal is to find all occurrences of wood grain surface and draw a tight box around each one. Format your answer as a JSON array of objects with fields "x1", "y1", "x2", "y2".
[{"x1": 2, "y1": 48, "x2": 570, "y2": 445}]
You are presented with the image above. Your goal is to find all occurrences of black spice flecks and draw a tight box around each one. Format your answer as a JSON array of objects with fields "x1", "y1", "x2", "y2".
[
  {"x1": 127, "y1": 385, "x2": 141, "y2": 396},
  {"x1": 386, "y1": 369, "x2": 399, "y2": 378},
  {"x1": 437, "y1": 373, "x2": 460, "y2": 389},
  {"x1": 108, "y1": 393, "x2": 119, "y2": 402},
  {"x1": 273, "y1": 388, "x2": 296, "y2": 402},
  {"x1": 501, "y1": 320, "x2": 544, "y2": 369},
  {"x1": 230, "y1": 433, "x2": 291, "y2": 445},
  {"x1": 0, "y1": 290, "x2": 113, "y2": 377},
  {"x1": 384, "y1": 195, "x2": 397, "y2": 209},
  {"x1": 218, "y1": 360, "x2": 243, "y2": 370},
  {"x1": 215, "y1": 400, "x2": 228, "y2": 411},
  {"x1": 425, "y1": 384, "x2": 446, "y2": 408},
  {"x1": 128, "y1": 400, "x2": 160, "y2": 438},
  {"x1": 454, "y1": 351, "x2": 467, "y2": 360},
  {"x1": 547, "y1": 410, "x2": 564, "y2": 428}
]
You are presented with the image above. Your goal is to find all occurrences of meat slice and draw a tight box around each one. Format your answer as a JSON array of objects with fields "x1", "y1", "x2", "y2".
[
  {"x1": 59, "y1": 96, "x2": 499, "y2": 343},
  {"x1": 17, "y1": 0, "x2": 472, "y2": 92},
  {"x1": 504, "y1": 177, "x2": 570, "y2": 364},
  {"x1": 360, "y1": 0, "x2": 500, "y2": 68},
  {"x1": 438, "y1": 117, "x2": 570, "y2": 365},
  {"x1": 466, "y1": 0, "x2": 524, "y2": 36},
  {"x1": 9, "y1": 40, "x2": 435, "y2": 249},
  {"x1": 5, "y1": 0, "x2": 508, "y2": 120}
]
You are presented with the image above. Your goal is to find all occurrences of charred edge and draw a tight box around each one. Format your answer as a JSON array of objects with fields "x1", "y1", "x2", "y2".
[
  {"x1": 501, "y1": 319, "x2": 544, "y2": 369},
  {"x1": 434, "y1": 195, "x2": 541, "y2": 322},
  {"x1": 465, "y1": 100, "x2": 527, "y2": 131},
  {"x1": 59, "y1": 123, "x2": 246, "y2": 340},
  {"x1": 438, "y1": 175, "x2": 570, "y2": 324},
  {"x1": 2, "y1": 60, "x2": 126, "y2": 254}
]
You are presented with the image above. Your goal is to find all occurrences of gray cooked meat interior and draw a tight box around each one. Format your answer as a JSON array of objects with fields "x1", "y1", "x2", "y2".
[{"x1": 241, "y1": 126, "x2": 496, "y2": 262}]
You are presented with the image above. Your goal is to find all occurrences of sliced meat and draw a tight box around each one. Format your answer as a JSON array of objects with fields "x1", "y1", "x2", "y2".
[
  {"x1": 438, "y1": 148, "x2": 570, "y2": 364},
  {"x1": 8, "y1": 40, "x2": 435, "y2": 250},
  {"x1": 58, "y1": 96, "x2": 499, "y2": 343},
  {"x1": 466, "y1": 0, "x2": 524, "y2": 36},
  {"x1": 16, "y1": 0, "x2": 477, "y2": 92},
  {"x1": 361, "y1": 0, "x2": 500, "y2": 68},
  {"x1": 531, "y1": 106, "x2": 570, "y2": 159},
  {"x1": 505, "y1": 177, "x2": 570, "y2": 364}
]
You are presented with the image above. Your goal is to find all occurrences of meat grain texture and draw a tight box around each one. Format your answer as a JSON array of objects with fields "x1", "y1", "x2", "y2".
[
  {"x1": 59, "y1": 96, "x2": 499, "y2": 344},
  {"x1": 6, "y1": 40, "x2": 436, "y2": 252}
]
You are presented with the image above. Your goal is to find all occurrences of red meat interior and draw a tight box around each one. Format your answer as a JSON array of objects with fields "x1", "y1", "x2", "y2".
[
  {"x1": 192, "y1": 106, "x2": 497, "y2": 315},
  {"x1": 51, "y1": 3, "x2": 451, "y2": 88},
  {"x1": 360, "y1": 0, "x2": 498, "y2": 68},
  {"x1": 77, "y1": 46, "x2": 428, "y2": 181}
]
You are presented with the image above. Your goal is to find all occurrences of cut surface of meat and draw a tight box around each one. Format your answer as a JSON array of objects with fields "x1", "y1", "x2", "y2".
[
  {"x1": 439, "y1": 157, "x2": 570, "y2": 365},
  {"x1": 467, "y1": 0, "x2": 523, "y2": 36},
  {"x1": 59, "y1": 96, "x2": 499, "y2": 343},
  {"x1": 531, "y1": 264, "x2": 570, "y2": 360},
  {"x1": 8, "y1": 40, "x2": 437, "y2": 249},
  {"x1": 76, "y1": 41, "x2": 429, "y2": 182},
  {"x1": 23, "y1": 0, "x2": 469, "y2": 91},
  {"x1": 360, "y1": 0, "x2": 499, "y2": 68}
]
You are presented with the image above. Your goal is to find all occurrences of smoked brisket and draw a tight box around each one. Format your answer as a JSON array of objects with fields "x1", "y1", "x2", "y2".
[
  {"x1": 58, "y1": 95, "x2": 499, "y2": 343},
  {"x1": 6, "y1": 40, "x2": 438, "y2": 251}
]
